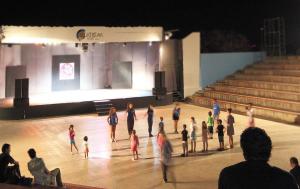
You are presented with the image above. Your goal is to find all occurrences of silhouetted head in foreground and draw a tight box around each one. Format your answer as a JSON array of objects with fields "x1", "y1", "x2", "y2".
[
  {"x1": 1, "y1": 143, "x2": 10, "y2": 154},
  {"x1": 27, "y1": 148, "x2": 37, "y2": 159},
  {"x1": 240, "y1": 127, "x2": 272, "y2": 162},
  {"x1": 290, "y1": 157, "x2": 299, "y2": 169}
]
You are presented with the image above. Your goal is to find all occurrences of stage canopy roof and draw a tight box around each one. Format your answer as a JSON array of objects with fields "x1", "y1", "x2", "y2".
[{"x1": 0, "y1": 26, "x2": 163, "y2": 44}]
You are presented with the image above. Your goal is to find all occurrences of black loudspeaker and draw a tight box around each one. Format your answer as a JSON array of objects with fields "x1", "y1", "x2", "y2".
[
  {"x1": 21, "y1": 78, "x2": 29, "y2": 98},
  {"x1": 153, "y1": 71, "x2": 167, "y2": 96},
  {"x1": 14, "y1": 78, "x2": 29, "y2": 108},
  {"x1": 15, "y1": 79, "x2": 22, "y2": 98},
  {"x1": 154, "y1": 71, "x2": 165, "y2": 89}
]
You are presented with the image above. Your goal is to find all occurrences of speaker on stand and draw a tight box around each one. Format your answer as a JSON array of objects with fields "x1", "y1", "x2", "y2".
[
  {"x1": 152, "y1": 71, "x2": 167, "y2": 97},
  {"x1": 13, "y1": 78, "x2": 29, "y2": 118}
]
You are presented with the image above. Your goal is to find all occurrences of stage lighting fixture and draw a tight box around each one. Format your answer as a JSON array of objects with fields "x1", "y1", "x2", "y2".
[
  {"x1": 164, "y1": 29, "x2": 178, "y2": 41},
  {"x1": 82, "y1": 43, "x2": 89, "y2": 52},
  {"x1": 164, "y1": 32, "x2": 172, "y2": 40}
]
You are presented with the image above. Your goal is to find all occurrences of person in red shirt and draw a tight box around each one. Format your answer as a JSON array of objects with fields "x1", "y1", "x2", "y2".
[
  {"x1": 69, "y1": 125, "x2": 78, "y2": 153},
  {"x1": 131, "y1": 130, "x2": 139, "y2": 161}
]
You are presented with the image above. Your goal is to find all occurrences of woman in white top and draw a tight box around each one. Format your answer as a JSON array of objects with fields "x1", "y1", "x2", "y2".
[
  {"x1": 27, "y1": 148, "x2": 63, "y2": 187},
  {"x1": 246, "y1": 103, "x2": 255, "y2": 127}
]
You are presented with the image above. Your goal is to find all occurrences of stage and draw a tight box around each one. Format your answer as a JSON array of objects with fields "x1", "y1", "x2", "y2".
[{"x1": 0, "y1": 89, "x2": 173, "y2": 120}]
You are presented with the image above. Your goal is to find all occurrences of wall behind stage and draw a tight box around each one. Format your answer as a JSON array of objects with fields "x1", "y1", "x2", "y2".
[
  {"x1": 0, "y1": 43, "x2": 159, "y2": 98},
  {"x1": 200, "y1": 51, "x2": 266, "y2": 89},
  {"x1": 0, "y1": 46, "x2": 22, "y2": 98}
]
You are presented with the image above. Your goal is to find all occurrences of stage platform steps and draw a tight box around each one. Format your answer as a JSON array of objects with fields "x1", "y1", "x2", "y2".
[
  {"x1": 172, "y1": 91, "x2": 184, "y2": 102},
  {"x1": 189, "y1": 56, "x2": 300, "y2": 124},
  {"x1": 93, "y1": 100, "x2": 113, "y2": 116}
]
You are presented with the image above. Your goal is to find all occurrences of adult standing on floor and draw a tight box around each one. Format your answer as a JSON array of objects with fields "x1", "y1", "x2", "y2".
[
  {"x1": 126, "y1": 103, "x2": 137, "y2": 138},
  {"x1": 145, "y1": 104, "x2": 154, "y2": 137},
  {"x1": 0, "y1": 143, "x2": 21, "y2": 184},
  {"x1": 160, "y1": 134, "x2": 173, "y2": 183},
  {"x1": 107, "y1": 107, "x2": 118, "y2": 142},
  {"x1": 172, "y1": 103, "x2": 181, "y2": 134}
]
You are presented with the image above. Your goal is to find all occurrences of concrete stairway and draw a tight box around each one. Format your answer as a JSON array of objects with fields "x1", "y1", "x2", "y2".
[{"x1": 190, "y1": 56, "x2": 300, "y2": 124}]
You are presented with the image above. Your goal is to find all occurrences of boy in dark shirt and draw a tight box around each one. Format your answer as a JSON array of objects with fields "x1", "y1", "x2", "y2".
[
  {"x1": 216, "y1": 119, "x2": 225, "y2": 150},
  {"x1": 181, "y1": 124, "x2": 188, "y2": 157}
]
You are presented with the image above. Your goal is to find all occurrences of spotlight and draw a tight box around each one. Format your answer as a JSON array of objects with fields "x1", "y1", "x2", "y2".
[
  {"x1": 164, "y1": 32, "x2": 172, "y2": 40},
  {"x1": 82, "y1": 43, "x2": 88, "y2": 52},
  {"x1": 149, "y1": 41, "x2": 152, "y2": 46},
  {"x1": 164, "y1": 29, "x2": 178, "y2": 41}
]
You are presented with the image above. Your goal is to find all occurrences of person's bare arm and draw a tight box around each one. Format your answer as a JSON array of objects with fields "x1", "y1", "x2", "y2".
[{"x1": 41, "y1": 159, "x2": 51, "y2": 175}]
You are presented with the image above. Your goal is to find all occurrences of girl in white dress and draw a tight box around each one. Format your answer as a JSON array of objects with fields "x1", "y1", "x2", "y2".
[
  {"x1": 246, "y1": 103, "x2": 255, "y2": 127},
  {"x1": 189, "y1": 117, "x2": 197, "y2": 153},
  {"x1": 83, "y1": 136, "x2": 89, "y2": 159}
]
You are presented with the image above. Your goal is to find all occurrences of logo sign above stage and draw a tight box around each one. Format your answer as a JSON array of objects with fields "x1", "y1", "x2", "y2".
[
  {"x1": 76, "y1": 29, "x2": 104, "y2": 41},
  {"x1": 1, "y1": 26, "x2": 163, "y2": 44}
]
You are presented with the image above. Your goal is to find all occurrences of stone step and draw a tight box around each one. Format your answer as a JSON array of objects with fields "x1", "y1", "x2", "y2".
[
  {"x1": 264, "y1": 58, "x2": 300, "y2": 64},
  {"x1": 203, "y1": 90, "x2": 300, "y2": 112},
  {"x1": 251, "y1": 63, "x2": 300, "y2": 70},
  {"x1": 223, "y1": 79, "x2": 300, "y2": 93},
  {"x1": 191, "y1": 95, "x2": 300, "y2": 124},
  {"x1": 265, "y1": 60, "x2": 300, "y2": 64},
  {"x1": 243, "y1": 69, "x2": 300, "y2": 77},
  {"x1": 233, "y1": 73, "x2": 300, "y2": 84},
  {"x1": 211, "y1": 84, "x2": 300, "y2": 101}
]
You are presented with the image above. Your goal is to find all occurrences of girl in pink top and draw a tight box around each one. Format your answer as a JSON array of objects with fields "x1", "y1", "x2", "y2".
[
  {"x1": 131, "y1": 130, "x2": 139, "y2": 160},
  {"x1": 157, "y1": 129, "x2": 166, "y2": 152},
  {"x1": 69, "y1": 125, "x2": 78, "y2": 153}
]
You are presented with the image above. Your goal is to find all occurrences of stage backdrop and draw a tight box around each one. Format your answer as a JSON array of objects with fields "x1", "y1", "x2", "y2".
[{"x1": 0, "y1": 42, "x2": 159, "y2": 98}]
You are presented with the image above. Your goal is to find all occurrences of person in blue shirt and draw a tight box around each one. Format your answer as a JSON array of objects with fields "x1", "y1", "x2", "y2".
[
  {"x1": 212, "y1": 99, "x2": 221, "y2": 123},
  {"x1": 172, "y1": 103, "x2": 181, "y2": 134},
  {"x1": 107, "y1": 107, "x2": 118, "y2": 142}
]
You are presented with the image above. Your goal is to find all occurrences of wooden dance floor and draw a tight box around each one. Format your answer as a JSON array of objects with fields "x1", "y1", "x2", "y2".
[{"x1": 0, "y1": 103, "x2": 299, "y2": 189}]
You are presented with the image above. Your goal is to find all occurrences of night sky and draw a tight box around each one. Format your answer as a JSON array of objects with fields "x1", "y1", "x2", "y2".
[{"x1": 1, "y1": 0, "x2": 300, "y2": 52}]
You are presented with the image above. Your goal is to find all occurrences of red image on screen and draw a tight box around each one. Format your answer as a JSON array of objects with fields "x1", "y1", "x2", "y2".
[{"x1": 59, "y1": 63, "x2": 75, "y2": 80}]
